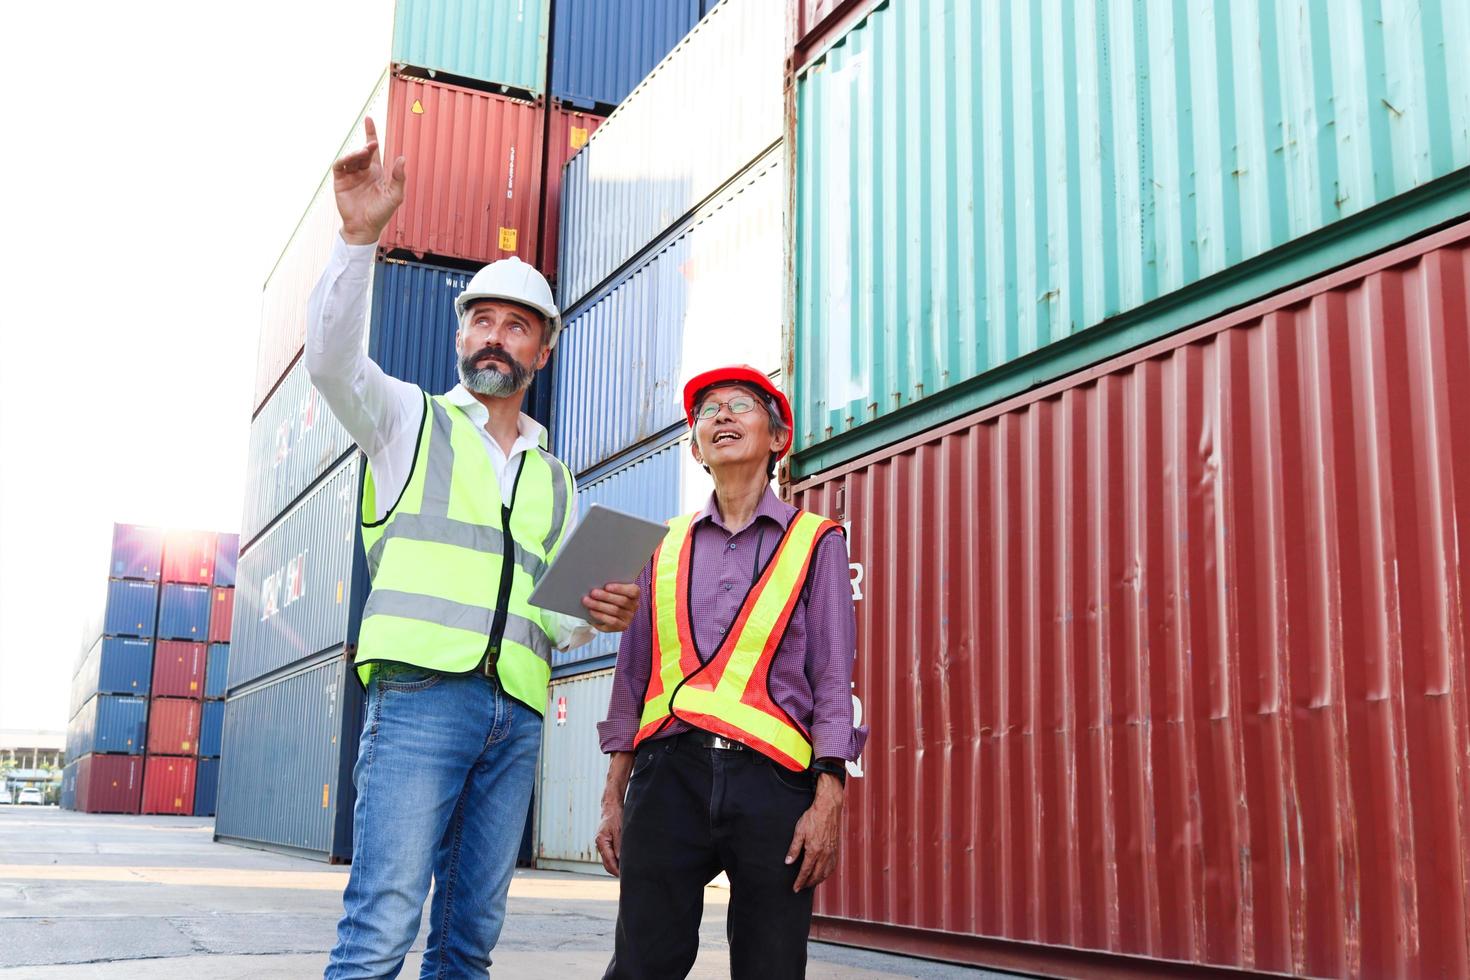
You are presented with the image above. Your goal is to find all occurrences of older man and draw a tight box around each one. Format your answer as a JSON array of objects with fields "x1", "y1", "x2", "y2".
[
  {"x1": 594, "y1": 365, "x2": 867, "y2": 979},
  {"x1": 307, "y1": 119, "x2": 640, "y2": 979}
]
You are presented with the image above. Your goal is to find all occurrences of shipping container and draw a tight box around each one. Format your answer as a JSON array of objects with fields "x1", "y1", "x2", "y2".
[
  {"x1": 107, "y1": 523, "x2": 163, "y2": 581},
  {"x1": 208, "y1": 587, "x2": 235, "y2": 645},
  {"x1": 194, "y1": 757, "x2": 219, "y2": 817},
  {"x1": 151, "y1": 641, "x2": 207, "y2": 700},
  {"x1": 788, "y1": 221, "x2": 1470, "y2": 977},
  {"x1": 538, "y1": 105, "x2": 606, "y2": 281},
  {"x1": 60, "y1": 761, "x2": 77, "y2": 811},
  {"x1": 142, "y1": 756, "x2": 196, "y2": 816},
  {"x1": 231, "y1": 456, "x2": 366, "y2": 690},
  {"x1": 381, "y1": 76, "x2": 544, "y2": 264},
  {"x1": 89, "y1": 579, "x2": 159, "y2": 641},
  {"x1": 790, "y1": 0, "x2": 1470, "y2": 475},
  {"x1": 215, "y1": 652, "x2": 363, "y2": 863},
  {"x1": 69, "y1": 695, "x2": 147, "y2": 757},
  {"x1": 549, "y1": 0, "x2": 717, "y2": 110},
  {"x1": 255, "y1": 77, "x2": 388, "y2": 412},
  {"x1": 162, "y1": 530, "x2": 217, "y2": 585},
  {"x1": 392, "y1": 0, "x2": 549, "y2": 95},
  {"x1": 157, "y1": 583, "x2": 212, "y2": 641},
  {"x1": 146, "y1": 698, "x2": 201, "y2": 757},
  {"x1": 205, "y1": 644, "x2": 229, "y2": 699},
  {"x1": 553, "y1": 430, "x2": 707, "y2": 676},
  {"x1": 71, "y1": 637, "x2": 153, "y2": 716},
  {"x1": 74, "y1": 754, "x2": 144, "y2": 814},
  {"x1": 553, "y1": 149, "x2": 783, "y2": 475},
  {"x1": 557, "y1": 0, "x2": 783, "y2": 309},
  {"x1": 789, "y1": 0, "x2": 881, "y2": 69},
  {"x1": 214, "y1": 533, "x2": 239, "y2": 587},
  {"x1": 198, "y1": 700, "x2": 225, "y2": 759},
  {"x1": 536, "y1": 669, "x2": 614, "y2": 873},
  {"x1": 241, "y1": 357, "x2": 356, "y2": 547}
]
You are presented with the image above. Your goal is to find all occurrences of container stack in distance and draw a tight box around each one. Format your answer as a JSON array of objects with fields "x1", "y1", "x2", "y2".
[
  {"x1": 223, "y1": 0, "x2": 705, "y2": 863},
  {"x1": 540, "y1": 0, "x2": 785, "y2": 874},
  {"x1": 64, "y1": 524, "x2": 237, "y2": 816},
  {"x1": 783, "y1": 1, "x2": 1470, "y2": 975}
]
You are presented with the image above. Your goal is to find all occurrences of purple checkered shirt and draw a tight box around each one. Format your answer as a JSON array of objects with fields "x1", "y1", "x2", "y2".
[{"x1": 598, "y1": 487, "x2": 868, "y2": 762}]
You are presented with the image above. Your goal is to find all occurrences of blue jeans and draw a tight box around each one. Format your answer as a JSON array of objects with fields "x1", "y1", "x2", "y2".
[{"x1": 325, "y1": 666, "x2": 542, "y2": 979}]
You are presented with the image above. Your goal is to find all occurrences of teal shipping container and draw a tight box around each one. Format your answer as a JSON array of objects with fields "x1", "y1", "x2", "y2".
[
  {"x1": 392, "y1": 0, "x2": 548, "y2": 95},
  {"x1": 790, "y1": 0, "x2": 1470, "y2": 475}
]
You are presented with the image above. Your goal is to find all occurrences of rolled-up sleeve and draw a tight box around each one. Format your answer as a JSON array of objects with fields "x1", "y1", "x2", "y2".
[
  {"x1": 597, "y1": 559, "x2": 655, "y2": 753},
  {"x1": 804, "y1": 529, "x2": 868, "y2": 761}
]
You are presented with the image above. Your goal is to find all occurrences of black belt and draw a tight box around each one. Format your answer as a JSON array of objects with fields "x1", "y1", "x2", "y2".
[{"x1": 676, "y1": 729, "x2": 747, "y2": 752}]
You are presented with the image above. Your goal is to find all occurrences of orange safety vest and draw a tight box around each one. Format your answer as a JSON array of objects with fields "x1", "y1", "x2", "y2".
[{"x1": 635, "y1": 509, "x2": 842, "y2": 771}]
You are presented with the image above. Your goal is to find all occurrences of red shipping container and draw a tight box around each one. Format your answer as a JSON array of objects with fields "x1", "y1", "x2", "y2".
[
  {"x1": 790, "y1": 222, "x2": 1470, "y2": 978},
  {"x1": 76, "y1": 754, "x2": 144, "y2": 814},
  {"x1": 142, "y1": 755, "x2": 196, "y2": 815},
  {"x1": 152, "y1": 641, "x2": 206, "y2": 699},
  {"x1": 539, "y1": 104, "x2": 607, "y2": 281},
  {"x1": 162, "y1": 529, "x2": 217, "y2": 585},
  {"x1": 791, "y1": 0, "x2": 883, "y2": 70},
  {"x1": 382, "y1": 75, "x2": 545, "y2": 265},
  {"x1": 146, "y1": 698, "x2": 201, "y2": 756},
  {"x1": 208, "y1": 587, "x2": 235, "y2": 644}
]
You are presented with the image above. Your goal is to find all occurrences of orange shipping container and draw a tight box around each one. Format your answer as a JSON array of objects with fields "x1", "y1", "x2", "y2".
[
  {"x1": 151, "y1": 641, "x2": 206, "y2": 700},
  {"x1": 208, "y1": 587, "x2": 234, "y2": 645},
  {"x1": 142, "y1": 756, "x2": 196, "y2": 816},
  {"x1": 539, "y1": 105, "x2": 606, "y2": 282}
]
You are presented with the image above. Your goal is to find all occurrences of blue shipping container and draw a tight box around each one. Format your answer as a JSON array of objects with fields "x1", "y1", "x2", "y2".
[
  {"x1": 198, "y1": 700, "x2": 225, "y2": 758},
  {"x1": 369, "y1": 258, "x2": 554, "y2": 426},
  {"x1": 60, "y1": 761, "x2": 77, "y2": 810},
  {"x1": 214, "y1": 533, "x2": 239, "y2": 587},
  {"x1": 97, "y1": 579, "x2": 159, "y2": 640},
  {"x1": 194, "y1": 757, "x2": 219, "y2": 817},
  {"x1": 71, "y1": 636, "x2": 153, "y2": 717},
  {"x1": 550, "y1": 0, "x2": 716, "y2": 110},
  {"x1": 215, "y1": 651, "x2": 363, "y2": 862},
  {"x1": 231, "y1": 456, "x2": 367, "y2": 690},
  {"x1": 552, "y1": 429, "x2": 706, "y2": 676},
  {"x1": 157, "y1": 584, "x2": 212, "y2": 641},
  {"x1": 109, "y1": 523, "x2": 164, "y2": 580},
  {"x1": 552, "y1": 150, "x2": 782, "y2": 476},
  {"x1": 69, "y1": 694, "x2": 148, "y2": 757},
  {"x1": 205, "y1": 644, "x2": 229, "y2": 699}
]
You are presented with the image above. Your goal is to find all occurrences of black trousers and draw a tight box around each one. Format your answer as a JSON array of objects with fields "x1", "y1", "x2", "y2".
[{"x1": 603, "y1": 732, "x2": 817, "y2": 980}]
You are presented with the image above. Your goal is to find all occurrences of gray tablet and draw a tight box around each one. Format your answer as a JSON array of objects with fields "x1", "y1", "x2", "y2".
[{"x1": 528, "y1": 504, "x2": 669, "y2": 619}]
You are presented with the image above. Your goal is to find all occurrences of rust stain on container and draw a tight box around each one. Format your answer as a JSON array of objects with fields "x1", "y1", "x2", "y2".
[{"x1": 791, "y1": 222, "x2": 1470, "y2": 978}]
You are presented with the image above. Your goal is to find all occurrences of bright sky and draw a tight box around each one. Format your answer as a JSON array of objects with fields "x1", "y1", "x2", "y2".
[{"x1": 0, "y1": 1, "x2": 393, "y2": 733}]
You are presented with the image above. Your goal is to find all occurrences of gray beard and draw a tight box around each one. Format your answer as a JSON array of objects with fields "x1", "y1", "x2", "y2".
[{"x1": 458, "y1": 354, "x2": 533, "y2": 397}]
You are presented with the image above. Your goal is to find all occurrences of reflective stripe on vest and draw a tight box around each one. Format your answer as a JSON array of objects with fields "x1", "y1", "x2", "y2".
[
  {"x1": 635, "y1": 510, "x2": 840, "y2": 771},
  {"x1": 356, "y1": 392, "x2": 573, "y2": 712}
]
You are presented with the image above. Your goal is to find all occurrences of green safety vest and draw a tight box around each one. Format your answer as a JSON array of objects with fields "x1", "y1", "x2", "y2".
[{"x1": 356, "y1": 391, "x2": 574, "y2": 712}]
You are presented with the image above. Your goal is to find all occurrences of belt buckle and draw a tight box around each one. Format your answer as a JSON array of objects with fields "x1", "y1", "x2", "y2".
[{"x1": 707, "y1": 734, "x2": 745, "y2": 752}]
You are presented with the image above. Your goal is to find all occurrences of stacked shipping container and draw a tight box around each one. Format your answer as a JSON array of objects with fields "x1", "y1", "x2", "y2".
[
  {"x1": 783, "y1": 0, "x2": 1470, "y2": 974},
  {"x1": 539, "y1": 0, "x2": 786, "y2": 870},
  {"x1": 65, "y1": 524, "x2": 237, "y2": 816}
]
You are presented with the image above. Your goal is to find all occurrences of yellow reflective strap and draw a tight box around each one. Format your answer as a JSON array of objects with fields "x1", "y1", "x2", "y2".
[{"x1": 640, "y1": 514, "x2": 695, "y2": 734}]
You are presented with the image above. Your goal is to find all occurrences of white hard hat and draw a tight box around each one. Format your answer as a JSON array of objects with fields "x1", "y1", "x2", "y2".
[{"x1": 454, "y1": 256, "x2": 563, "y2": 349}]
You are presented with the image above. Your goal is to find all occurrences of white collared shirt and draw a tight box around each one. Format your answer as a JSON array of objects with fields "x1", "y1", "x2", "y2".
[{"x1": 305, "y1": 232, "x2": 593, "y2": 651}]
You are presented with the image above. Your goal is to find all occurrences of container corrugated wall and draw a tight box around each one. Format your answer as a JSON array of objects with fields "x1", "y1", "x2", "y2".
[
  {"x1": 536, "y1": 668, "x2": 614, "y2": 872},
  {"x1": 539, "y1": 106, "x2": 606, "y2": 282},
  {"x1": 108, "y1": 524, "x2": 163, "y2": 580},
  {"x1": 255, "y1": 78, "x2": 388, "y2": 413},
  {"x1": 231, "y1": 455, "x2": 366, "y2": 690},
  {"x1": 147, "y1": 699, "x2": 201, "y2": 756},
  {"x1": 99, "y1": 579, "x2": 159, "y2": 639},
  {"x1": 71, "y1": 637, "x2": 152, "y2": 716},
  {"x1": 198, "y1": 700, "x2": 224, "y2": 758},
  {"x1": 557, "y1": 0, "x2": 784, "y2": 309},
  {"x1": 553, "y1": 432, "x2": 707, "y2": 675},
  {"x1": 69, "y1": 695, "x2": 147, "y2": 757},
  {"x1": 209, "y1": 587, "x2": 235, "y2": 645},
  {"x1": 391, "y1": 0, "x2": 548, "y2": 95},
  {"x1": 205, "y1": 644, "x2": 229, "y2": 699},
  {"x1": 162, "y1": 530, "x2": 217, "y2": 585},
  {"x1": 214, "y1": 533, "x2": 239, "y2": 587},
  {"x1": 75, "y1": 755, "x2": 144, "y2": 814},
  {"x1": 60, "y1": 762, "x2": 77, "y2": 811},
  {"x1": 381, "y1": 77, "x2": 544, "y2": 264},
  {"x1": 158, "y1": 584, "x2": 211, "y2": 641},
  {"x1": 241, "y1": 357, "x2": 354, "y2": 547},
  {"x1": 142, "y1": 756, "x2": 196, "y2": 815},
  {"x1": 151, "y1": 641, "x2": 207, "y2": 700},
  {"x1": 553, "y1": 150, "x2": 784, "y2": 476},
  {"x1": 216, "y1": 651, "x2": 362, "y2": 862},
  {"x1": 549, "y1": 0, "x2": 716, "y2": 110},
  {"x1": 195, "y1": 757, "x2": 219, "y2": 817},
  {"x1": 791, "y1": 0, "x2": 1470, "y2": 475},
  {"x1": 789, "y1": 221, "x2": 1470, "y2": 978}
]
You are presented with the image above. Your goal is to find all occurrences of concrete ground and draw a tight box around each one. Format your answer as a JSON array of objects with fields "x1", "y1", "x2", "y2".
[{"x1": 0, "y1": 804, "x2": 1008, "y2": 978}]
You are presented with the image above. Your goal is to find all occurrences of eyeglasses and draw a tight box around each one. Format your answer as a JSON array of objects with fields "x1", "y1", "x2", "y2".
[{"x1": 695, "y1": 396, "x2": 762, "y2": 420}]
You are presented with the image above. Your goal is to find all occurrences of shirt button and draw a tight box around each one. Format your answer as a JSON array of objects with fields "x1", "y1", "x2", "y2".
[
  {"x1": 718, "y1": 627, "x2": 726, "y2": 635},
  {"x1": 727, "y1": 542, "x2": 737, "y2": 551},
  {"x1": 722, "y1": 583, "x2": 732, "y2": 591}
]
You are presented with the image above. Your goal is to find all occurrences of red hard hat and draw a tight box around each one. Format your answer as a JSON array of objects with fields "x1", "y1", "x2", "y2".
[{"x1": 682, "y1": 365, "x2": 794, "y2": 460}]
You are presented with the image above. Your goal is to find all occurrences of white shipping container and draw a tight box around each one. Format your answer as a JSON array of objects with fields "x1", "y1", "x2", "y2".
[{"x1": 536, "y1": 669, "x2": 616, "y2": 873}]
